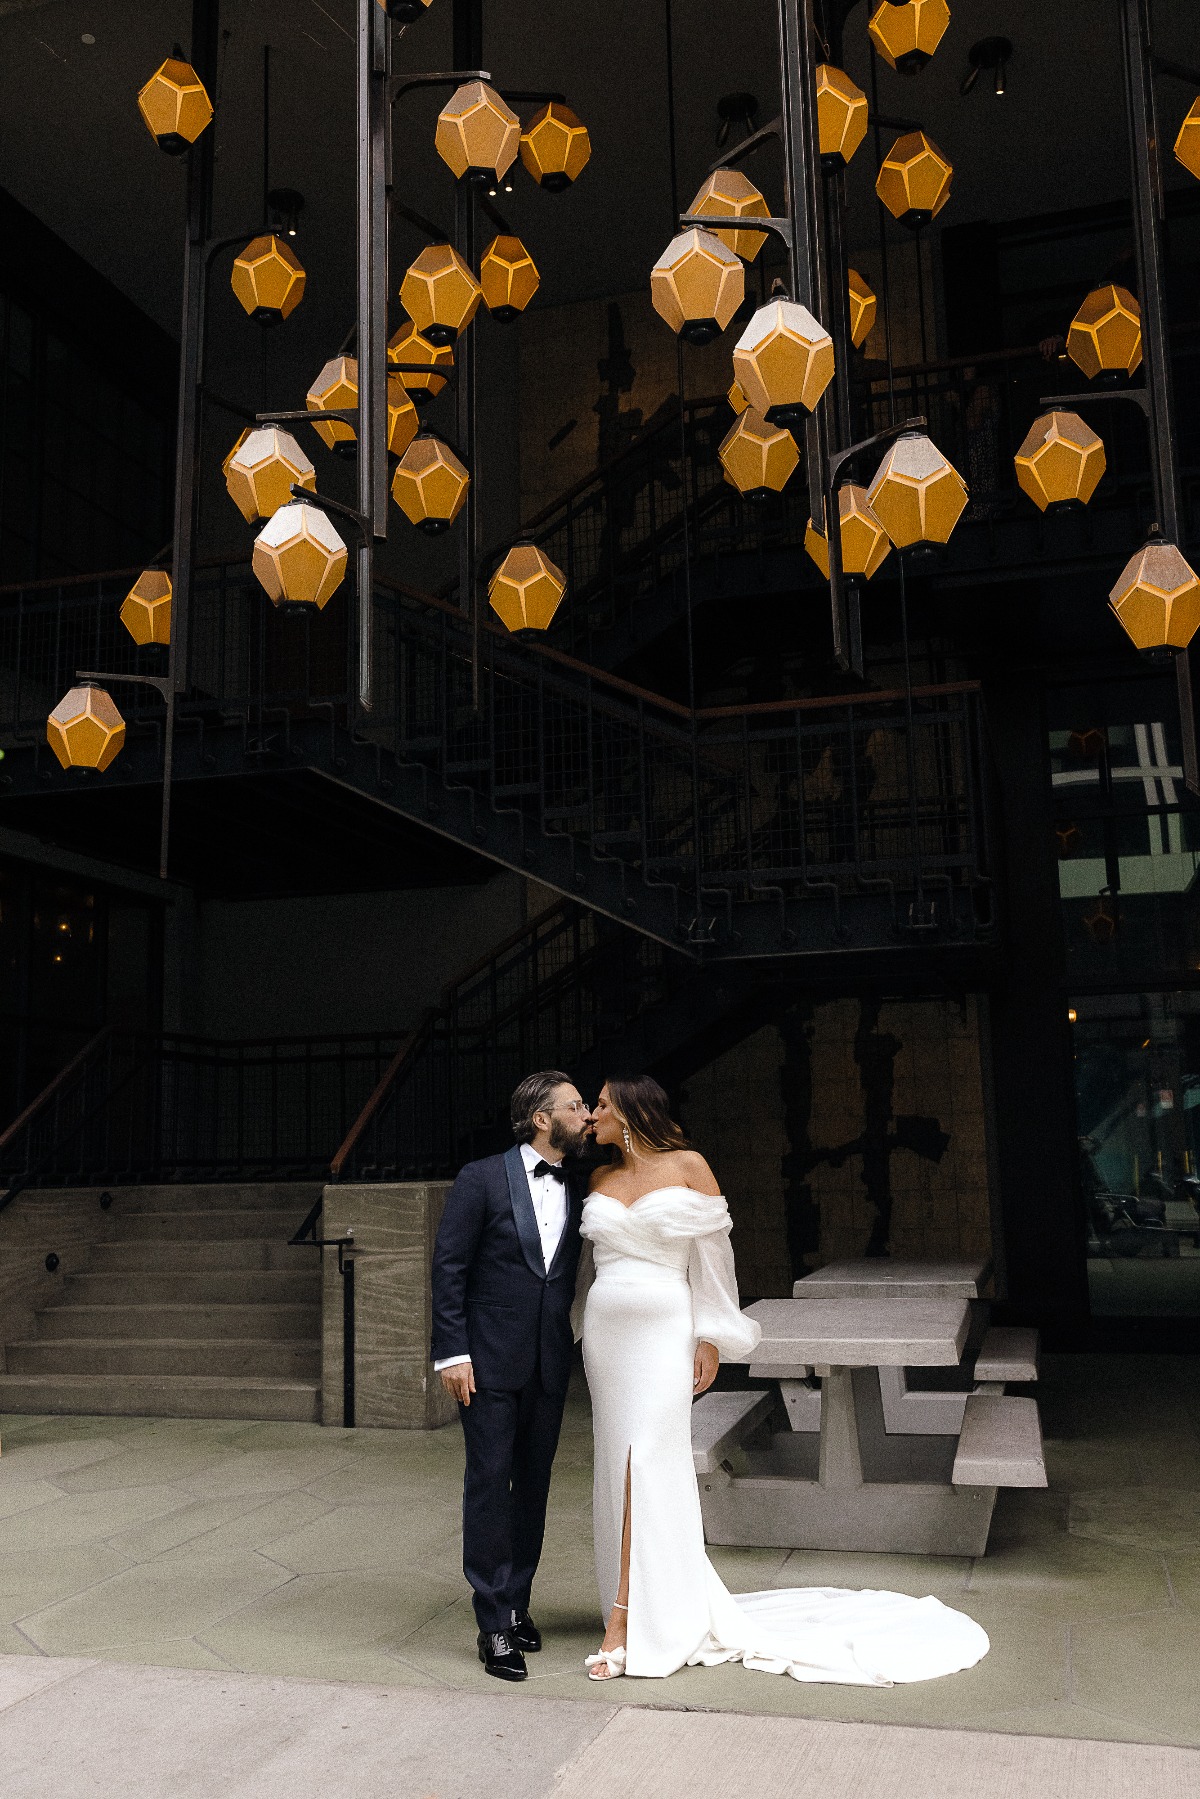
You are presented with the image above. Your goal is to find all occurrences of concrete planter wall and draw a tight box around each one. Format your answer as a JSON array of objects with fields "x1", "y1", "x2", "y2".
[{"x1": 320, "y1": 1182, "x2": 457, "y2": 1430}]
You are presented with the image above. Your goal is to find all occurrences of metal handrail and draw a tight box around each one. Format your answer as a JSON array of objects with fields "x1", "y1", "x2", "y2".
[{"x1": 329, "y1": 1028, "x2": 423, "y2": 1180}]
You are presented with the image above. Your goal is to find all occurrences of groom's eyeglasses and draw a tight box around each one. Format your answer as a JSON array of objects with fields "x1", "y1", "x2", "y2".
[{"x1": 552, "y1": 1101, "x2": 590, "y2": 1115}]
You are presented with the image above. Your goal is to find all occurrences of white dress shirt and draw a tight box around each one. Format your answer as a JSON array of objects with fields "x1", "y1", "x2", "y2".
[{"x1": 434, "y1": 1141, "x2": 570, "y2": 1372}]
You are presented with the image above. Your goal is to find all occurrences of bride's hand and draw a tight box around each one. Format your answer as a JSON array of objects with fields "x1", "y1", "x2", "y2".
[{"x1": 693, "y1": 1340, "x2": 718, "y2": 1394}]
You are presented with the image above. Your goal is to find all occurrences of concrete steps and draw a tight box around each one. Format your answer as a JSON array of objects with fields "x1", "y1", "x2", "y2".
[
  {"x1": 88, "y1": 1239, "x2": 299, "y2": 1272},
  {"x1": 0, "y1": 1183, "x2": 325, "y2": 1422},
  {"x1": 7, "y1": 1337, "x2": 321, "y2": 1378},
  {"x1": 35, "y1": 1303, "x2": 321, "y2": 1340},
  {"x1": 0, "y1": 1371, "x2": 321, "y2": 1422},
  {"x1": 61, "y1": 1269, "x2": 321, "y2": 1306}
]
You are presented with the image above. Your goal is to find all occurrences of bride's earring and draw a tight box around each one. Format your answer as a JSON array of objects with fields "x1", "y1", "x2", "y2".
[{"x1": 622, "y1": 1127, "x2": 633, "y2": 1155}]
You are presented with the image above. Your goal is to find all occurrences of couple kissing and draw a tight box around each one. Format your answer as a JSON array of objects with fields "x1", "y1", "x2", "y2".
[{"x1": 430, "y1": 1069, "x2": 990, "y2": 1688}]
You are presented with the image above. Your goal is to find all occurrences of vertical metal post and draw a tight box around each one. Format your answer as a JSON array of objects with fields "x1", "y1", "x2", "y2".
[
  {"x1": 1118, "y1": 0, "x2": 1195, "y2": 790},
  {"x1": 342, "y1": 1253, "x2": 356, "y2": 1427},
  {"x1": 454, "y1": 0, "x2": 483, "y2": 699},
  {"x1": 777, "y1": 0, "x2": 851, "y2": 670},
  {"x1": 165, "y1": 0, "x2": 219, "y2": 879},
  {"x1": 357, "y1": 0, "x2": 390, "y2": 715}
]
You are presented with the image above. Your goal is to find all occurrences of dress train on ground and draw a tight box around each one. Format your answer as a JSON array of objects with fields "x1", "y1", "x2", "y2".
[{"x1": 578, "y1": 1187, "x2": 990, "y2": 1686}]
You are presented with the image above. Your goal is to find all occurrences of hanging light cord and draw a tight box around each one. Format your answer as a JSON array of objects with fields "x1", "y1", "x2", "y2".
[{"x1": 664, "y1": 0, "x2": 706, "y2": 938}]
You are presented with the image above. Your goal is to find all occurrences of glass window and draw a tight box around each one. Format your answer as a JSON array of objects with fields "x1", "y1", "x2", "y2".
[
  {"x1": 1072, "y1": 992, "x2": 1200, "y2": 1317},
  {"x1": 1049, "y1": 677, "x2": 1200, "y2": 978}
]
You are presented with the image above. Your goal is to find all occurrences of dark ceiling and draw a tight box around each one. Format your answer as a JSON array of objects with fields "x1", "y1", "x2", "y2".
[{"x1": 3, "y1": 0, "x2": 1197, "y2": 354}]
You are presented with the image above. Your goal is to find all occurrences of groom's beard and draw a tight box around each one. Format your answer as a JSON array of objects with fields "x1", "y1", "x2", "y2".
[{"x1": 549, "y1": 1114, "x2": 590, "y2": 1158}]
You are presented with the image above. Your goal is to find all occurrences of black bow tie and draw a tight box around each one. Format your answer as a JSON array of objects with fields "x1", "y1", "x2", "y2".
[{"x1": 531, "y1": 1159, "x2": 566, "y2": 1180}]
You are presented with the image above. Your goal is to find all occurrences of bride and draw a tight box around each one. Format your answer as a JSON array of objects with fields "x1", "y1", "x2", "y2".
[{"x1": 575, "y1": 1074, "x2": 990, "y2": 1686}]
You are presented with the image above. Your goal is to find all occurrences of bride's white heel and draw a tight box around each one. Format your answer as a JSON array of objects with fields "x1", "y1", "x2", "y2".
[
  {"x1": 586, "y1": 1644, "x2": 626, "y2": 1681},
  {"x1": 586, "y1": 1602, "x2": 627, "y2": 1679}
]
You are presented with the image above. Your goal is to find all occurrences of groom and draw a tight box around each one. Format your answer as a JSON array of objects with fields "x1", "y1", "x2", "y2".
[{"x1": 430, "y1": 1070, "x2": 592, "y2": 1681}]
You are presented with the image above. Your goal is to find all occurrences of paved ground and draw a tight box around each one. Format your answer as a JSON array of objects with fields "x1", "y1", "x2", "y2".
[
  {"x1": 2, "y1": 1657, "x2": 1197, "y2": 1798},
  {"x1": 1, "y1": 1355, "x2": 1199, "y2": 1753}
]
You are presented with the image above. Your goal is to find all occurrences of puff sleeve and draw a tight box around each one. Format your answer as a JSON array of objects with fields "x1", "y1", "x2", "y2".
[{"x1": 688, "y1": 1223, "x2": 762, "y2": 1363}]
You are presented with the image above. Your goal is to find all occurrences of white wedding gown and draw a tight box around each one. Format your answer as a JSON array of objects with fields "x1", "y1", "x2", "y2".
[{"x1": 577, "y1": 1187, "x2": 990, "y2": 1685}]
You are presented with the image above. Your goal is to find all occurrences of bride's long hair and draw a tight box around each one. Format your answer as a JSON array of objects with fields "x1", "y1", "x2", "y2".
[{"x1": 604, "y1": 1074, "x2": 690, "y2": 1156}]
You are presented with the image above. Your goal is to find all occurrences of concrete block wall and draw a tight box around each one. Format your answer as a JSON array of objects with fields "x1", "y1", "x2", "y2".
[{"x1": 0, "y1": 1188, "x2": 116, "y2": 1371}]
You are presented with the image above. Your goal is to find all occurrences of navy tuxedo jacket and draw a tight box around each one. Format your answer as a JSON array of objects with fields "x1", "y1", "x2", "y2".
[{"x1": 430, "y1": 1145, "x2": 586, "y2": 1395}]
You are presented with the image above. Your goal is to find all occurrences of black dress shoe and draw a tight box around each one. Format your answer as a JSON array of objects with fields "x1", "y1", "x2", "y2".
[
  {"x1": 510, "y1": 1610, "x2": 541, "y2": 1653},
  {"x1": 477, "y1": 1630, "x2": 527, "y2": 1681}
]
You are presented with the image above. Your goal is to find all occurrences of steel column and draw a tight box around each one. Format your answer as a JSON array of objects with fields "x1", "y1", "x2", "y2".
[
  {"x1": 164, "y1": 0, "x2": 219, "y2": 879},
  {"x1": 357, "y1": 0, "x2": 391, "y2": 715},
  {"x1": 1119, "y1": 0, "x2": 1196, "y2": 790}
]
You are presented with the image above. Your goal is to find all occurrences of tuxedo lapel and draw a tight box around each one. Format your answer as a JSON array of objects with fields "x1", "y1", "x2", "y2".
[
  {"x1": 504, "y1": 1145, "x2": 546, "y2": 1278},
  {"x1": 545, "y1": 1174, "x2": 584, "y2": 1283}
]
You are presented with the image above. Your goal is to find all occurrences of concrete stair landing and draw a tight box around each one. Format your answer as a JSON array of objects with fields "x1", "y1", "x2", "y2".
[{"x1": 0, "y1": 1183, "x2": 324, "y2": 1422}]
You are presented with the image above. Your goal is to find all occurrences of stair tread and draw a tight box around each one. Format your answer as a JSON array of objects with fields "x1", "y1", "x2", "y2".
[
  {"x1": 0, "y1": 1372, "x2": 319, "y2": 1390},
  {"x1": 43, "y1": 1303, "x2": 320, "y2": 1313},
  {"x1": 7, "y1": 1336, "x2": 319, "y2": 1348}
]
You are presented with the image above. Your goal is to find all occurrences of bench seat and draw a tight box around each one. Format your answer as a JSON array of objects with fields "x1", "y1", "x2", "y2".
[
  {"x1": 952, "y1": 1394, "x2": 1047, "y2": 1488},
  {"x1": 974, "y1": 1325, "x2": 1039, "y2": 1386},
  {"x1": 691, "y1": 1389, "x2": 774, "y2": 1474}
]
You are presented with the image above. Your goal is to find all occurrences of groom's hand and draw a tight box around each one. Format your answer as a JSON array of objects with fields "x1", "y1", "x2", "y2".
[{"x1": 441, "y1": 1361, "x2": 476, "y2": 1406}]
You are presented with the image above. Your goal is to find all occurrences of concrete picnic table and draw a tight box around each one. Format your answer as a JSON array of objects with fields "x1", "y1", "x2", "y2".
[
  {"x1": 793, "y1": 1257, "x2": 992, "y2": 1301},
  {"x1": 693, "y1": 1289, "x2": 1021, "y2": 1556}
]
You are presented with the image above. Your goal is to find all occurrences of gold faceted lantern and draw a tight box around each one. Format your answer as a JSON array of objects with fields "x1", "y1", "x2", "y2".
[
  {"x1": 1014, "y1": 411, "x2": 1106, "y2": 513},
  {"x1": 435, "y1": 81, "x2": 520, "y2": 184},
  {"x1": 686, "y1": 171, "x2": 770, "y2": 262},
  {"x1": 376, "y1": 0, "x2": 433, "y2": 17},
  {"x1": 306, "y1": 356, "x2": 358, "y2": 455},
  {"x1": 225, "y1": 427, "x2": 316, "y2": 522},
  {"x1": 732, "y1": 299, "x2": 835, "y2": 424},
  {"x1": 876, "y1": 131, "x2": 953, "y2": 229},
  {"x1": 222, "y1": 428, "x2": 252, "y2": 481},
  {"x1": 136, "y1": 57, "x2": 213, "y2": 155},
  {"x1": 804, "y1": 486, "x2": 892, "y2": 580},
  {"x1": 1109, "y1": 540, "x2": 1200, "y2": 658},
  {"x1": 816, "y1": 65, "x2": 869, "y2": 166},
  {"x1": 650, "y1": 229, "x2": 745, "y2": 345},
  {"x1": 867, "y1": 432, "x2": 968, "y2": 548},
  {"x1": 718, "y1": 409, "x2": 799, "y2": 499},
  {"x1": 727, "y1": 379, "x2": 750, "y2": 415},
  {"x1": 46, "y1": 685, "x2": 126, "y2": 773},
  {"x1": 847, "y1": 269, "x2": 877, "y2": 349},
  {"x1": 387, "y1": 376, "x2": 419, "y2": 459},
  {"x1": 230, "y1": 235, "x2": 306, "y2": 326},
  {"x1": 519, "y1": 102, "x2": 591, "y2": 190},
  {"x1": 400, "y1": 245, "x2": 482, "y2": 346},
  {"x1": 867, "y1": 0, "x2": 951, "y2": 72},
  {"x1": 120, "y1": 570, "x2": 172, "y2": 646},
  {"x1": 1175, "y1": 99, "x2": 1200, "y2": 180},
  {"x1": 1066, "y1": 285, "x2": 1142, "y2": 380},
  {"x1": 479, "y1": 235, "x2": 540, "y2": 320},
  {"x1": 387, "y1": 323, "x2": 453, "y2": 405},
  {"x1": 391, "y1": 436, "x2": 470, "y2": 534},
  {"x1": 488, "y1": 544, "x2": 567, "y2": 634},
  {"x1": 252, "y1": 501, "x2": 348, "y2": 613}
]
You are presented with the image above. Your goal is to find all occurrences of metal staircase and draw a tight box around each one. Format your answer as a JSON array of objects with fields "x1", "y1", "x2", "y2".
[
  {"x1": 0, "y1": 561, "x2": 995, "y2": 959},
  {"x1": 468, "y1": 333, "x2": 1200, "y2": 672}
]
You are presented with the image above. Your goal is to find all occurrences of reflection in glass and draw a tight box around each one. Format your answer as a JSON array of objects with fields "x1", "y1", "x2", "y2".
[{"x1": 1073, "y1": 993, "x2": 1200, "y2": 1316}]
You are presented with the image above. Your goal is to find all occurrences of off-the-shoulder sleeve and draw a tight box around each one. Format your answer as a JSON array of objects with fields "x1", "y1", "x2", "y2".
[
  {"x1": 688, "y1": 1228, "x2": 762, "y2": 1363},
  {"x1": 570, "y1": 1237, "x2": 595, "y2": 1343}
]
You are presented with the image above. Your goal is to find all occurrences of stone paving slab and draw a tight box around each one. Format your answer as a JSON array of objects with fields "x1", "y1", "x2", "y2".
[
  {"x1": 1, "y1": 1657, "x2": 1196, "y2": 1799},
  {"x1": 0, "y1": 1658, "x2": 615, "y2": 1799},
  {"x1": 555, "y1": 1705, "x2": 1200, "y2": 1799}
]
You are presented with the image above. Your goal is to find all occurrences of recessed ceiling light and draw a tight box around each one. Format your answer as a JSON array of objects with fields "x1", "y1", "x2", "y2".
[{"x1": 81, "y1": 32, "x2": 96, "y2": 44}]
